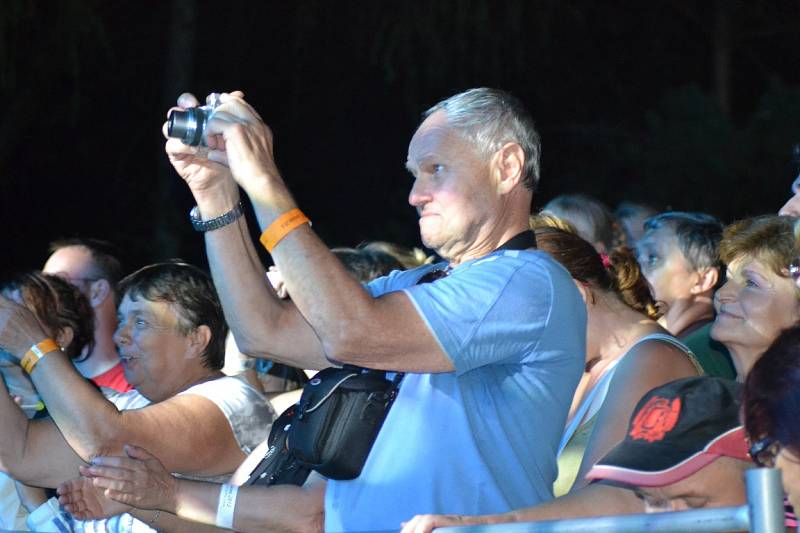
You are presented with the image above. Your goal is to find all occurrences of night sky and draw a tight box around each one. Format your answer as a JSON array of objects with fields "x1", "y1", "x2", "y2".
[{"x1": 1, "y1": 0, "x2": 799, "y2": 278}]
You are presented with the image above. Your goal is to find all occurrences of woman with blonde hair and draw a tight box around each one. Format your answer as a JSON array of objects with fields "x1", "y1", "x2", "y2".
[{"x1": 710, "y1": 215, "x2": 800, "y2": 379}]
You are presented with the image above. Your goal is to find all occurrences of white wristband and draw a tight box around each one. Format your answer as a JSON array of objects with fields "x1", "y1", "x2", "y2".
[{"x1": 215, "y1": 483, "x2": 238, "y2": 529}]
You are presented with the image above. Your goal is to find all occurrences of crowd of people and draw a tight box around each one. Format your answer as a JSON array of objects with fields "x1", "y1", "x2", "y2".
[{"x1": 0, "y1": 87, "x2": 798, "y2": 533}]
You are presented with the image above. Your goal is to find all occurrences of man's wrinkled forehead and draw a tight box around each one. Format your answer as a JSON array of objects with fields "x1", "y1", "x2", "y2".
[{"x1": 407, "y1": 111, "x2": 457, "y2": 168}]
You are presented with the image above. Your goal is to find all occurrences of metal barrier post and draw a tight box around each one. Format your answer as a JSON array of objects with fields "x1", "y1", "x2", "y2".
[{"x1": 747, "y1": 467, "x2": 785, "y2": 533}]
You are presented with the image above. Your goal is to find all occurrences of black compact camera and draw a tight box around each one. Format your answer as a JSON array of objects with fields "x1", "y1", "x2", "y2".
[{"x1": 167, "y1": 93, "x2": 221, "y2": 147}]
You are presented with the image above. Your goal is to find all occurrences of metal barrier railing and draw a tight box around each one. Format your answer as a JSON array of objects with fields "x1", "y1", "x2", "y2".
[{"x1": 434, "y1": 468, "x2": 785, "y2": 533}]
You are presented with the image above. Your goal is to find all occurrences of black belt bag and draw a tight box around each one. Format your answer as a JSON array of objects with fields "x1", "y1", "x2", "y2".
[
  {"x1": 288, "y1": 365, "x2": 403, "y2": 480},
  {"x1": 246, "y1": 229, "x2": 536, "y2": 485},
  {"x1": 242, "y1": 366, "x2": 402, "y2": 486},
  {"x1": 243, "y1": 405, "x2": 312, "y2": 487}
]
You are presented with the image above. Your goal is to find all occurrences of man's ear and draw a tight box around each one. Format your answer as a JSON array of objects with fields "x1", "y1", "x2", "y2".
[
  {"x1": 492, "y1": 142, "x2": 525, "y2": 195},
  {"x1": 690, "y1": 267, "x2": 719, "y2": 295},
  {"x1": 88, "y1": 279, "x2": 111, "y2": 308},
  {"x1": 187, "y1": 325, "x2": 212, "y2": 359}
]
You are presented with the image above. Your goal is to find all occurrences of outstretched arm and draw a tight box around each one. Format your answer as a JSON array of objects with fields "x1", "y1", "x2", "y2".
[
  {"x1": 202, "y1": 211, "x2": 332, "y2": 371},
  {"x1": 0, "y1": 366, "x2": 84, "y2": 488},
  {"x1": 0, "y1": 373, "x2": 88, "y2": 487},
  {"x1": 59, "y1": 444, "x2": 325, "y2": 533},
  {"x1": 197, "y1": 93, "x2": 452, "y2": 373},
  {"x1": 57, "y1": 476, "x2": 244, "y2": 533},
  {"x1": 401, "y1": 483, "x2": 643, "y2": 533},
  {"x1": 164, "y1": 93, "x2": 329, "y2": 371},
  {"x1": 35, "y1": 354, "x2": 247, "y2": 475},
  {"x1": 0, "y1": 296, "x2": 248, "y2": 476}
]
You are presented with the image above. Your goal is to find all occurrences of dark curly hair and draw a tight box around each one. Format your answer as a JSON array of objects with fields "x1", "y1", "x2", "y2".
[
  {"x1": 1, "y1": 272, "x2": 94, "y2": 359},
  {"x1": 743, "y1": 325, "x2": 800, "y2": 459}
]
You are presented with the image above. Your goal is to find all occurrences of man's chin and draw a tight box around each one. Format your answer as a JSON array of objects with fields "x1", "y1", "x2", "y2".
[{"x1": 419, "y1": 232, "x2": 442, "y2": 253}]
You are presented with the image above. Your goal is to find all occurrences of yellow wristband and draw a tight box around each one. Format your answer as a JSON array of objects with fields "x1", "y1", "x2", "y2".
[
  {"x1": 259, "y1": 208, "x2": 310, "y2": 253},
  {"x1": 21, "y1": 339, "x2": 59, "y2": 374}
]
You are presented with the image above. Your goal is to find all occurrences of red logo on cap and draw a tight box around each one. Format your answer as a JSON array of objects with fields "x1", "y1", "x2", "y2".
[{"x1": 629, "y1": 396, "x2": 681, "y2": 443}]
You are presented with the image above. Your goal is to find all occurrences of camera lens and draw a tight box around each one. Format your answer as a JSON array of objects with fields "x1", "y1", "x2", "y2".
[{"x1": 168, "y1": 108, "x2": 206, "y2": 146}]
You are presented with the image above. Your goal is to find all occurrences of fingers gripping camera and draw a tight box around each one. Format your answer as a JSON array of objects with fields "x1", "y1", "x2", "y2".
[{"x1": 167, "y1": 93, "x2": 222, "y2": 147}]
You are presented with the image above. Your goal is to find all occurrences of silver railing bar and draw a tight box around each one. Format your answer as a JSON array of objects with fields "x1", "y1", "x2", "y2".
[{"x1": 429, "y1": 468, "x2": 784, "y2": 533}]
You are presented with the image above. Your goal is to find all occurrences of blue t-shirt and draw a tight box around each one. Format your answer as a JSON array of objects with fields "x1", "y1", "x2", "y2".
[{"x1": 324, "y1": 249, "x2": 586, "y2": 532}]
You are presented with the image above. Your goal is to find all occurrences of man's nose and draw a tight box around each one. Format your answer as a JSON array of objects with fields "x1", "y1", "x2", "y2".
[
  {"x1": 778, "y1": 193, "x2": 800, "y2": 216},
  {"x1": 408, "y1": 178, "x2": 430, "y2": 209}
]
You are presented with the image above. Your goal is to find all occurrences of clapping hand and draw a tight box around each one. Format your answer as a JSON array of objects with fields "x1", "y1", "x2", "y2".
[
  {"x1": 58, "y1": 444, "x2": 177, "y2": 514},
  {"x1": 57, "y1": 475, "x2": 132, "y2": 520}
]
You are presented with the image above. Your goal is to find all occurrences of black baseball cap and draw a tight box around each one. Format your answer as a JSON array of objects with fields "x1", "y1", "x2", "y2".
[{"x1": 586, "y1": 376, "x2": 749, "y2": 488}]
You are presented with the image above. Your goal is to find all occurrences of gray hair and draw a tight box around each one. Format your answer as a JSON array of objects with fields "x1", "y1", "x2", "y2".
[
  {"x1": 644, "y1": 211, "x2": 724, "y2": 272},
  {"x1": 424, "y1": 88, "x2": 541, "y2": 190},
  {"x1": 543, "y1": 194, "x2": 617, "y2": 252}
]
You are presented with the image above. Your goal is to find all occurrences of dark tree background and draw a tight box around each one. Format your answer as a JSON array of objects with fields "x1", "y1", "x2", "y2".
[{"x1": 1, "y1": 0, "x2": 798, "y2": 277}]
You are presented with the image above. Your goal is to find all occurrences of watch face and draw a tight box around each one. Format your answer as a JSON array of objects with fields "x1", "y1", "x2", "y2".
[{"x1": 189, "y1": 205, "x2": 208, "y2": 231}]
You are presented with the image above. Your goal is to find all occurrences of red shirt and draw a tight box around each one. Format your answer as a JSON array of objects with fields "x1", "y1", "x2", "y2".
[{"x1": 90, "y1": 362, "x2": 133, "y2": 392}]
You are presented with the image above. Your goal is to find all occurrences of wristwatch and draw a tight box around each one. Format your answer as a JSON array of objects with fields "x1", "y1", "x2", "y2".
[{"x1": 189, "y1": 201, "x2": 245, "y2": 232}]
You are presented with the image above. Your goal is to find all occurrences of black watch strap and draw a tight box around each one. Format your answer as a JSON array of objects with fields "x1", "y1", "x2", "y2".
[{"x1": 189, "y1": 201, "x2": 245, "y2": 232}]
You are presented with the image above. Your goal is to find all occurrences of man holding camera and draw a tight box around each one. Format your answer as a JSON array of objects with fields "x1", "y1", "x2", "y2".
[{"x1": 156, "y1": 88, "x2": 586, "y2": 531}]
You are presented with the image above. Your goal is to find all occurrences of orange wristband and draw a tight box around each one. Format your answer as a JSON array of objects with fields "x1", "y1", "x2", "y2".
[
  {"x1": 259, "y1": 208, "x2": 310, "y2": 253},
  {"x1": 21, "y1": 338, "x2": 59, "y2": 374}
]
